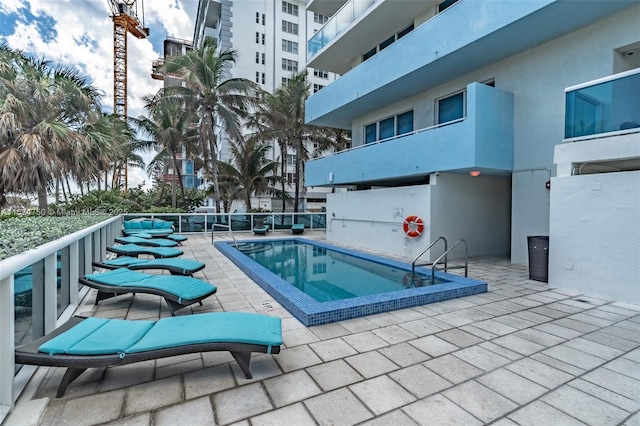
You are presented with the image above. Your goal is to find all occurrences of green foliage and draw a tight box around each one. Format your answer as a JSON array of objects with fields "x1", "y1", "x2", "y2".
[
  {"x1": 52, "y1": 187, "x2": 206, "y2": 214},
  {"x1": 0, "y1": 215, "x2": 110, "y2": 260}
]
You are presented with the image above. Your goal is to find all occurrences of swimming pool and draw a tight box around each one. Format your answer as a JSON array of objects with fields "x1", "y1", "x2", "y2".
[{"x1": 216, "y1": 238, "x2": 487, "y2": 326}]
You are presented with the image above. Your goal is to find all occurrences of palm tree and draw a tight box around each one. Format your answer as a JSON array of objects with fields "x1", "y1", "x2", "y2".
[
  {"x1": 0, "y1": 45, "x2": 102, "y2": 213},
  {"x1": 135, "y1": 90, "x2": 197, "y2": 209},
  {"x1": 162, "y1": 38, "x2": 258, "y2": 213},
  {"x1": 217, "y1": 136, "x2": 283, "y2": 211}
]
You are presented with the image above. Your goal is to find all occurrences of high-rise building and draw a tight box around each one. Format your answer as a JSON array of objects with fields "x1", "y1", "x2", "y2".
[
  {"x1": 193, "y1": 0, "x2": 340, "y2": 211},
  {"x1": 304, "y1": 0, "x2": 640, "y2": 302}
]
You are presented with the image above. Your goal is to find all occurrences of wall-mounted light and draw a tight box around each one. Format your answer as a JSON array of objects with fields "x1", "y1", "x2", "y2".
[{"x1": 469, "y1": 170, "x2": 481, "y2": 177}]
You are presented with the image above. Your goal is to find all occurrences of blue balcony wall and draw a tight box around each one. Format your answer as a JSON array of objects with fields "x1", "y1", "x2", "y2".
[
  {"x1": 305, "y1": 0, "x2": 636, "y2": 129},
  {"x1": 306, "y1": 83, "x2": 513, "y2": 186}
]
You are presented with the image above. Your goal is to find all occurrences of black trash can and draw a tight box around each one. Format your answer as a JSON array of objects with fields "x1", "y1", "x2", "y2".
[{"x1": 527, "y1": 236, "x2": 549, "y2": 282}]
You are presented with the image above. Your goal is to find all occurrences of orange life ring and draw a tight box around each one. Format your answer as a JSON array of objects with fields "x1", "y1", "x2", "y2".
[{"x1": 403, "y1": 215, "x2": 424, "y2": 238}]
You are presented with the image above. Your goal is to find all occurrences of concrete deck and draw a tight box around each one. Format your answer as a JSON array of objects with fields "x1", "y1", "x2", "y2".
[{"x1": 7, "y1": 232, "x2": 640, "y2": 426}]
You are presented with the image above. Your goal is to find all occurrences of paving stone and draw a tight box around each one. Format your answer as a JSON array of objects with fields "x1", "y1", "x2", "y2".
[
  {"x1": 509, "y1": 297, "x2": 544, "y2": 308},
  {"x1": 399, "y1": 319, "x2": 447, "y2": 337},
  {"x1": 342, "y1": 330, "x2": 390, "y2": 352},
  {"x1": 309, "y1": 338, "x2": 358, "y2": 361},
  {"x1": 345, "y1": 350, "x2": 399, "y2": 378},
  {"x1": 423, "y1": 354, "x2": 483, "y2": 384},
  {"x1": 125, "y1": 376, "x2": 182, "y2": 416},
  {"x1": 534, "y1": 323, "x2": 584, "y2": 339},
  {"x1": 459, "y1": 324, "x2": 499, "y2": 340},
  {"x1": 389, "y1": 364, "x2": 452, "y2": 398},
  {"x1": 625, "y1": 411, "x2": 640, "y2": 426},
  {"x1": 568, "y1": 312, "x2": 615, "y2": 328},
  {"x1": 443, "y1": 380, "x2": 518, "y2": 423},
  {"x1": 617, "y1": 320, "x2": 640, "y2": 332},
  {"x1": 479, "y1": 341, "x2": 523, "y2": 361},
  {"x1": 100, "y1": 360, "x2": 155, "y2": 392},
  {"x1": 605, "y1": 357, "x2": 640, "y2": 380},
  {"x1": 531, "y1": 353, "x2": 586, "y2": 376},
  {"x1": 389, "y1": 308, "x2": 427, "y2": 322},
  {"x1": 338, "y1": 317, "x2": 377, "y2": 333},
  {"x1": 249, "y1": 403, "x2": 315, "y2": 426},
  {"x1": 505, "y1": 357, "x2": 574, "y2": 389},
  {"x1": 156, "y1": 357, "x2": 204, "y2": 380},
  {"x1": 564, "y1": 337, "x2": 624, "y2": 360},
  {"x1": 530, "y1": 306, "x2": 570, "y2": 319},
  {"x1": 184, "y1": 364, "x2": 236, "y2": 400},
  {"x1": 213, "y1": 382, "x2": 273, "y2": 425},
  {"x1": 512, "y1": 310, "x2": 556, "y2": 324},
  {"x1": 283, "y1": 327, "x2": 321, "y2": 347},
  {"x1": 542, "y1": 345, "x2": 607, "y2": 370},
  {"x1": 263, "y1": 370, "x2": 322, "y2": 407},
  {"x1": 569, "y1": 379, "x2": 639, "y2": 412},
  {"x1": 472, "y1": 319, "x2": 519, "y2": 336},
  {"x1": 513, "y1": 328, "x2": 566, "y2": 347},
  {"x1": 477, "y1": 368, "x2": 548, "y2": 404},
  {"x1": 57, "y1": 389, "x2": 125, "y2": 426},
  {"x1": 624, "y1": 348, "x2": 640, "y2": 363},
  {"x1": 526, "y1": 294, "x2": 563, "y2": 304},
  {"x1": 601, "y1": 326, "x2": 640, "y2": 343},
  {"x1": 542, "y1": 385, "x2": 629, "y2": 426},
  {"x1": 584, "y1": 309, "x2": 629, "y2": 322},
  {"x1": 154, "y1": 397, "x2": 215, "y2": 425},
  {"x1": 508, "y1": 400, "x2": 587, "y2": 426},
  {"x1": 360, "y1": 409, "x2": 418, "y2": 426},
  {"x1": 378, "y1": 342, "x2": 431, "y2": 367},
  {"x1": 102, "y1": 413, "x2": 151, "y2": 426},
  {"x1": 304, "y1": 388, "x2": 373, "y2": 425},
  {"x1": 274, "y1": 345, "x2": 323, "y2": 372},
  {"x1": 372, "y1": 324, "x2": 418, "y2": 344},
  {"x1": 230, "y1": 354, "x2": 282, "y2": 383},
  {"x1": 493, "y1": 334, "x2": 546, "y2": 355},
  {"x1": 409, "y1": 335, "x2": 459, "y2": 357},
  {"x1": 453, "y1": 346, "x2": 511, "y2": 371},
  {"x1": 4, "y1": 397, "x2": 49, "y2": 426},
  {"x1": 436, "y1": 328, "x2": 484, "y2": 348},
  {"x1": 310, "y1": 322, "x2": 351, "y2": 339},
  {"x1": 493, "y1": 314, "x2": 538, "y2": 330},
  {"x1": 306, "y1": 359, "x2": 363, "y2": 391},
  {"x1": 350, "y1": 375, "x2": 416, "y2": 415},
  {"x1": 366, "y1": 312, "x2": 404, "y2": 327},
  {"x1": 402, "y1": 394, "x2": 483, "y2": 426},
  {"x1": 553, "y1": 318, "x2": 601, "y2": 334}
]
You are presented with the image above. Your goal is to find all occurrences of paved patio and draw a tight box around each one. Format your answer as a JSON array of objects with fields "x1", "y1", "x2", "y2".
[{"x1": 7, "y1": 232, "x2": 640, "y2": 426}]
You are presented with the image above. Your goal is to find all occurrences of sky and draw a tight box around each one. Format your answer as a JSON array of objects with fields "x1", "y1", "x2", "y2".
[{"x1": 0, "y1": 0, "x2": 199, "y2": 190}]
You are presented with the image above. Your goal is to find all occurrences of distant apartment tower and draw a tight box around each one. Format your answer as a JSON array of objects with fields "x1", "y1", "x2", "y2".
[
  {"x1": 150, "y1": 37, "x2": 200, "y2": 190},
  {"x1": 193, "y1": 0, "x2": 339, "y2": 211}
]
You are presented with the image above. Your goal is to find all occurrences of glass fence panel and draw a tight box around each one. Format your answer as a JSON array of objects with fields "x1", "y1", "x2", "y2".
[
  {"x1": 57, "y1": 249, "x2": 69, "y2": 317},
  {"x1": 565, "y1": 71, "x2": 640, "y2": 138},
  {"x1": 272, "y1": 214, "x2": 294, "y2": 230},
  {"x1": 14, "y1": 259, "x2": 45, "y2": 373}
]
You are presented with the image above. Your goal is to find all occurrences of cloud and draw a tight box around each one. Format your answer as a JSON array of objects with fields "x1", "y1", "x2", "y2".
[{"x1": 1, "y1": 0, "x2": 197, "y2": 191}]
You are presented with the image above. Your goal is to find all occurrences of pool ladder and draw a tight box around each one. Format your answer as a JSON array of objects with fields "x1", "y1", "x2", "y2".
[
  {"x1": 409, "y1": 237, "x2": 468, "y2": 285},
  {"x1": 210, "y1": 222, "x2": 238, "y2": 248}
]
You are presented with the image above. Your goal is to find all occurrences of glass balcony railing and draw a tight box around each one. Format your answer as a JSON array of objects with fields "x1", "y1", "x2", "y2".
[
  {"x1": 565, "y1": 69, "x2": 640, "y2": 139},
  {"x1": 308, "y1": 0, "x2": 380, "y2": 60}
]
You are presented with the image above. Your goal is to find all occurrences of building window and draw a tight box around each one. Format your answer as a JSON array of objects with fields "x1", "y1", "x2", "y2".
[
  {"x1": 256, "y1": 52, "x2": 260, "y2": 64},
  {"x1": 313, "y1": 83, "x2": 324, "y2": 93},
  {"x1": 286, "y1": 154, "x2": 297, "y2": 166},
  {"x1": 262, "y1": 72, "x2": 265, "y2": 84},
  {"x1": 262, "y1": 13, "x2": 266, "y2": 25},
  {"x1": 365, "y1": 110, "x2": 414, "y2": 143},
  {"x1": 362, "y1": 23, "x2": 414, "y2": 61},
  {"x1": 282, "y1": 20, "x2": 299, "y2": 35},
  {"x1": 379, "y1": 35, "x2": 395, "y2": 51},
  {"x1": 282, "y1": 58, "x2": 298, "y2": 71},
  {"x1": 363, "y1": 47, "x2": 376, "y2": 62},
  {"x1": 261, "y1": 33, "x2": 265, "y2": 45},
  {"x1": 256, "y1": 12, "x2": 260, "y2": 24},
  {"x1": 286, "y1": 173, "x2": 297, "y2": 184},
  {"x1": 255, "y1": 72, "x2": 260, "y2": 83},
  {"x1": 397, "y1": 24, "x2": 414, "y2": 39},
  {"x1": 282, "y1": 39, "x2": 298, "y2": 54},
  {"x1": 439, "y1": 0, "x2": 460, "y2": 13},
  {"x1": 313, "y1": 69, "x2": 329, "y2": 79},
  {"x1": 312, "y1": 263, "x2": 327, "y2": 274},
  {"x1": 261, "y1": 53, "x2": 265, "y2": 65},
  {"x1": 437, "y1": 92, "x2": 465, "y2": 124},
  {"x1": 255, "y1": 32, "x2": 260, "y2": 43},
  {"x1": 313, "y1": 12, "x2": 328, "y2": 24},
  {"x1": 282, "y1": 77, "x2": 291, "y2": 85},
  {"x1": 282, "y1": 1, "x2": 298, "y2": 16}
]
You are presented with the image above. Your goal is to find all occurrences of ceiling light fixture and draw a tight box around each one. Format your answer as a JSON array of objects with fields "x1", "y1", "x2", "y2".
[{"x1": 469, "y1": 170, "x2": 481, "y2": 177}]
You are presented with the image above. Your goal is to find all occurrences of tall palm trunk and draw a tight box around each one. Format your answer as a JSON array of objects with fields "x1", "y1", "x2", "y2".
[{"x1": 171, "y1": 152, "x2": 187, "y2": 210}]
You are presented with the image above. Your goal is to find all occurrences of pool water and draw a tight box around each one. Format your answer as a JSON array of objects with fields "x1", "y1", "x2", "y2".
[
  {"x1": 216, "y1": 238, "x2": 487, "y2": 326},
  {"x1": 237, "y1": 240, "x2": 446, "y2": 302}
]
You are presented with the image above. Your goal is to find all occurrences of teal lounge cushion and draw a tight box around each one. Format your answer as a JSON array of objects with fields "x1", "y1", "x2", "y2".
[
  {"x1": 110, "y1": 244, "x2": 183, "y2": 257},
  {"x1": 115, "y1": 236, "x2": 178, "y2": 247},
  {"x1": 39, "y1": 317, "x2": 110, "y2": 355},
  {"x1": 128, "y1": 232, "x2": 153, "y2": 239},
  {"x1": 167, "y1": 234, "x2": 188, "y2": 242},
  {"x1": 152, "y1": 220, "x2": 173, "y2": 229},
  {"x1": 127, "y1": 312, "x2": 283, "y2": 354},
  {"x1": 126, "y1": 221, "x2": 142, "y2": 230},
  {"x1": 137, "y1": 258, "x2": 204, "y2": 271},
  {"x1": 84, "y1": 268, "x2": 216, "y2": 301},
  {"x1": 292, "y1": 224, "x2": 304, "y2": 230},
  {"x1": 14, "y1": 275, "x2": 33, "y2": 295},
  {"x1": 101, "y1": 257, "x2": 150, "y2": 267}
]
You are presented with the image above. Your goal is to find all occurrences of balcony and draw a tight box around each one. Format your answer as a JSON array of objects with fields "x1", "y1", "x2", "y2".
[
  {"x1": 306, "y1": 83, "x2": 513, "y2": 187},
  {"x1": 306, "y1": 0, "x2": 637, "y2": 129},
  {"x1": 306, "y1": 0, "x2": 348, "y2": 16},
  {"x1": 556, "y1": 68, "x2": 640, "y2": 176}
]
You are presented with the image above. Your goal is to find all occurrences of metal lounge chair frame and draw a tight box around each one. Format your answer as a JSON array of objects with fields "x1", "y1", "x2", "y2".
[
  {"x1": 79, "y1": 269, "x2": 216, "y2": 315},
  {"x1": 92, "y1": 257, "x2": 205, "y2": 276},
  {"x1": 114, "y1": 236, "x2": 179, "y2": 247},
  {"x1": 15, "y1": 314, "x2": 282, "y2": 397}
]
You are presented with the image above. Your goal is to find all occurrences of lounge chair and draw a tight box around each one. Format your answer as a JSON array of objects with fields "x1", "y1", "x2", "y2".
[
  {"x1": 92, "y1": 256, "x2": 205, "y2": 276},
  {"x1": 291, "y1": 223, "x2": 305, "y2": 234},
  {"x1": 253, "y1": 218, "x2": 269, "y2": 236},
  {"x1": 107, "y1": 244, "x2": 183, "y2": 259},
  {"x1": 122, "y1": 218, "x2": 174, "y2": 237},
  {"x1": 128, "y1": 232, "x2": 188, "y2": 244},
  {"x1": 80, "y1": 268, "x2": 217, "y2": 315},
  {"x1": 114, "y1": 236, "x2": 179, "y2": 247},
  {"x1": 15, "y1": 312, "x2": 283, "y2": 397}
]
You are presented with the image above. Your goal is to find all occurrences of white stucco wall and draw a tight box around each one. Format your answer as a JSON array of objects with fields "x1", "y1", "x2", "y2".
[
  {"x1": 326, "y1": 173, "x2": 511, "y2": 261},
  {"x1": 549, "y1": 171, "x2": 640, "y2": 304}
]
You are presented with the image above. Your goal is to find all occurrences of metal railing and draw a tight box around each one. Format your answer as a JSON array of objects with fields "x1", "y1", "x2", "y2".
[
  {"x1": 431, "y1": 239, "x2": 468, "y2": 284},
  {"x1": 0, "y1": 215, "x2": 122, "y2": 421},
  {"x1": 410, "y1": 237, "x2": 448, "y2": 285}
]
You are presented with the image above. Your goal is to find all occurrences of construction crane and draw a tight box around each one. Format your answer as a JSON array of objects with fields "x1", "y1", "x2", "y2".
[{"x1": 106, "y1": 0, "x2": 148, "y2": 190}]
